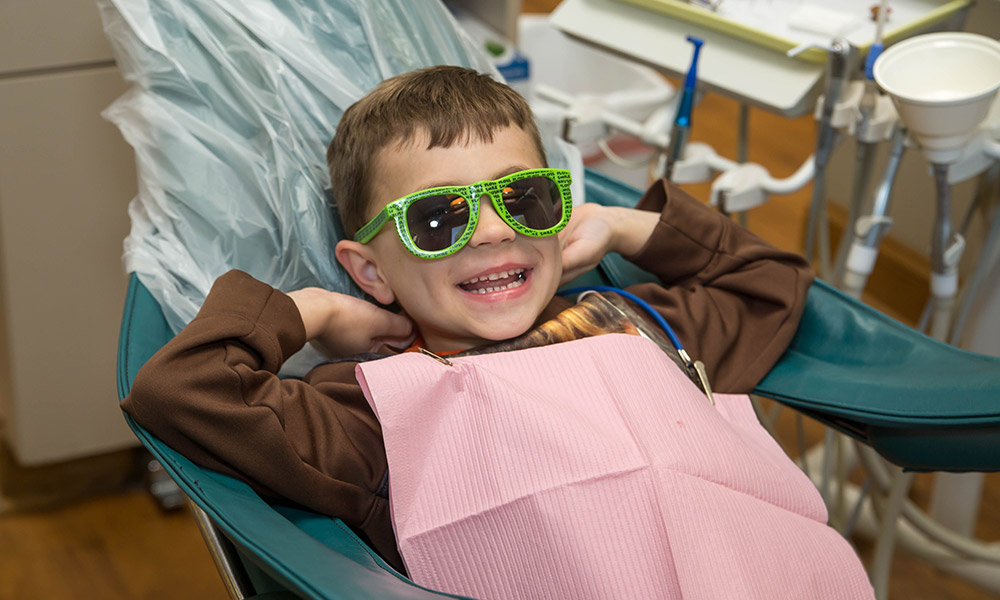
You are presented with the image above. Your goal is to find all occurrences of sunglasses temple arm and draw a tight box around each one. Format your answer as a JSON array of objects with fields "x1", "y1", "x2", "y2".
[{"x1": 354, "y1": 208, "x2": 392, "y2": 243}]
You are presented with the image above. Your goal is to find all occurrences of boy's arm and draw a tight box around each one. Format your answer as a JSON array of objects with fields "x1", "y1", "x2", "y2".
[
  {"x1": 562, "y1": 179, "x2": 813, "y2": 393},
  {"x1": 627, "y1": 179, "x2": 812, "y2": 392},
  {"x1": 122, "y1": 270, "x2": 406, "y2": 567}
]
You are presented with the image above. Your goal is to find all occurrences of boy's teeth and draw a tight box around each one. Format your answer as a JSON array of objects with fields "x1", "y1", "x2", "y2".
[
  {"x1": 470, "y1": 277, "x2": 525, "y2": 294},
  {"x1": 461, "y1": 268, "x2": 524, "y2": 286},
  {"x1": 459, "y1": 268, "x2": 527, "y2": 294}
]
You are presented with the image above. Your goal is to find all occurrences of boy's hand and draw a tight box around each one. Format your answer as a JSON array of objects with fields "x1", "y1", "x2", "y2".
[
  {"x1": 559, "y1": 203, "x2": 659, "y2": 284},
  {"x1": 287, "y1": 288, "x2": 415, "y2": 358}
]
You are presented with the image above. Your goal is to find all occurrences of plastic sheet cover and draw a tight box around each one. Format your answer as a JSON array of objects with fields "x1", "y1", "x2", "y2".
[{"x1": 99, "y1": 0, "x2": 582, "y2": 373}]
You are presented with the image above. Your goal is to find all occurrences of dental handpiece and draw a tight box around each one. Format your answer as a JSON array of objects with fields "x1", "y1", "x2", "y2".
[{"x1": 664, "y1": 36, "x2": 704, "y2": 181}]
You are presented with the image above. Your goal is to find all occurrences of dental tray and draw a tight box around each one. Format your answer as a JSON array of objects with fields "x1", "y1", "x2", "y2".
[{"x1": 612, "y1": 0, "x2": 973, "y2": 63}]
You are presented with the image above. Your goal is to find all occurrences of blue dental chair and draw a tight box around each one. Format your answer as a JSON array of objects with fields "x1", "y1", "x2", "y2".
[{"x1": 107, "y1": 0, "x2": 1000, "y2": 598}]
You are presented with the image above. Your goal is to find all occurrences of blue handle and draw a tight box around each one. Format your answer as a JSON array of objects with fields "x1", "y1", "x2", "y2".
[
  {"x1": 864, "y1": 42, "x2": 883, "y2": 81},
  {"x1": 675, "y1": 36, "x2": 705, "y2": 128},
  {"x1": 683, "y1": 36, "x2": 704, "y2": 92}
]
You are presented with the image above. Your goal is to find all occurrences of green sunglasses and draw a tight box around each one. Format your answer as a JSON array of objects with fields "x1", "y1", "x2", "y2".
[{"x1": 353, "y1": 168, "x2": 573, "y2": 259}]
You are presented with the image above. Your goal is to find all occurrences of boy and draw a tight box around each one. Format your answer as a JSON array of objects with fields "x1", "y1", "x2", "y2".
[{"x1": 125, "y1": 66, "x2": 868, "y2": 596}]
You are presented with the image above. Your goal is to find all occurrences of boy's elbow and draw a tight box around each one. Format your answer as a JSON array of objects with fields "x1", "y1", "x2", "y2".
[
  {"x1": 736, "y1": 257, "x2": 813, "y2": 390},
  {"x1": 764, "y1": 249, "x2": 814, "y2": 322},
  {"x1": 791, "y1": 252, "x2": 815, "y2": 291},
  {"x1": 122, "y1": 344, "x2": 213, "y2": 437},
  {"x1": 122, "y1": 356, "x2": 182, "y2": 431},
  {"x1": 770, "y1": 254, "x2": 814, "y2": 334},
  {"x1": 790, "y1": 255, "x2": 815, "y2": 325},
  {"x1": 761, "y1": 257, "x2": 814, "y2": 370}
]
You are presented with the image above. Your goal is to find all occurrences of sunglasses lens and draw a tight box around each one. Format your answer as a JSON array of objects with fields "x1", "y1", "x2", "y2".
[
  {"x1": 406, "y1": 193, "x2": 471, "y2": 252},
  {"x1": 501, "y1": 176, "x2": 563, "y2": 231}
]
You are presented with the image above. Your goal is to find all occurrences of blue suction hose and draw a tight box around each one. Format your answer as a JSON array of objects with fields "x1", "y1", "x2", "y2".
[{"x1": 664, "y1": 36, "x2": 705, "y2": 181}]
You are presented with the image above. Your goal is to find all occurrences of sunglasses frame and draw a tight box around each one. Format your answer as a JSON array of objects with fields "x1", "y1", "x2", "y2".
[{"x1": 353, "y1": 168, "x2": 573, "y2": 259}]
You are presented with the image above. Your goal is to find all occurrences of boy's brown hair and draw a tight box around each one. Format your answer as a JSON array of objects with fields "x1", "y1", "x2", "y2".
[{"x1": 327, "y1": 65, "x2": 546, "y2": 238}]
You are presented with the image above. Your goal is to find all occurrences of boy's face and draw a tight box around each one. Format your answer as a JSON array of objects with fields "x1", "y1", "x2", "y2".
[{"x1": 361, "y1": 126, "x2": 562, "y2": 352}]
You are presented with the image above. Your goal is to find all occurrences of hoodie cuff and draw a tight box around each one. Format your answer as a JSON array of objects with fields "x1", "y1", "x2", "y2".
[
  {"x1": 627, "y1": 179, "x2": 726, "y2": 285},
  {"x1": 196, "y1": 270, "x2": 307, "y2": 371}
]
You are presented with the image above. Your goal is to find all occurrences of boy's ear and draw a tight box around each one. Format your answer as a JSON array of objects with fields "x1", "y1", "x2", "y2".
[{"x1": 335, "y1": 240, "x2": 396, "y2": 305}]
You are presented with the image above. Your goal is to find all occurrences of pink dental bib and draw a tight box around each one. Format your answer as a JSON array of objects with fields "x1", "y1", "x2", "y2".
[{"x1": 356, "y1": 334, "x2": 873, "y2": 599}]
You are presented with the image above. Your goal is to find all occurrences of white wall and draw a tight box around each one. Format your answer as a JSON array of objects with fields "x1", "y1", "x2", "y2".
[{"x1": 0, "y1": 1, "x2": 138, "y2": 465}]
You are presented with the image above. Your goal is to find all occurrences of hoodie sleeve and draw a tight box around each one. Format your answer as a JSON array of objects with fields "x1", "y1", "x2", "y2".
[
  {"x1": 121, "y1": 269, "x2": 403, "y2": 570},
  {"x1": 622, "y1": 179, "x2": 813, "y2": 393}
]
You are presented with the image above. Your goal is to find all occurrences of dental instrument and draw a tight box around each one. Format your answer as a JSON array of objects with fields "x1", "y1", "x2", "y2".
[
  {"x1": 663, "y1": 35, "x2": 704, "y2": 181},
  {"x1": 833, "y1": 0, "x2": 889, "y2": 285},
  {"x1": 794, "y1": 39, "x2": 854, "y2": 279},
  {"x1": 840, "y1": 127, "x2": 907, "y2": 300},
  {"x1": 927, "y1": 162, "x2": 966, "y2": 341},
  {"x1": 950, "y1": 170, "x2": 1000, "y2": 346}
]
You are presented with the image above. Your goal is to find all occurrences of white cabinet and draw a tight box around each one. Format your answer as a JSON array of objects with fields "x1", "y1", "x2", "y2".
[{"x1": 0, "y1": 4, "x2": 138, "y2": 465}]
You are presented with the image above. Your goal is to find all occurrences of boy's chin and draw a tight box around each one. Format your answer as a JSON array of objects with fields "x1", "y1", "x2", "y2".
[
  {"x1": 424, "y1": 319, "x2": 537, "y2": 353},
  {"x1": 469, "y1": 319, "x2": 537, "y2": 346}
]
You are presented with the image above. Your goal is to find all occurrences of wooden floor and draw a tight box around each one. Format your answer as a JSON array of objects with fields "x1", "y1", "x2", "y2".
[
  {"x1": 0, "y1": 487, "x2": 225, "y2": 599},
  {"x1": 2, "y1": 3, "x2": 998, "y2": 599}
]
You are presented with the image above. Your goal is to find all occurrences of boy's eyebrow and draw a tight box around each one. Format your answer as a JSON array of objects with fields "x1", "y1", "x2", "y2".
[{"x1": 409, "y1": 166, "x2": 531, "y2": 194}]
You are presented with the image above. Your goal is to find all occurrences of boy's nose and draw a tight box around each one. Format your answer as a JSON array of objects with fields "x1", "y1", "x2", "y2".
[{"x1": 468, "y1": 194, "x2": 515, "y2": 247}]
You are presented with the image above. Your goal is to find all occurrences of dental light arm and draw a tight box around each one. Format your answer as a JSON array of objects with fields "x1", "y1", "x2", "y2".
[{"x1": 535, "y1": 83, "x2": 672, "y2": 150}]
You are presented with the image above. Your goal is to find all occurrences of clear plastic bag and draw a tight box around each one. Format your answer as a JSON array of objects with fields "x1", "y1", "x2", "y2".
[{"x1": 99, "y1": 0, "x2": 582, "y2": 373}]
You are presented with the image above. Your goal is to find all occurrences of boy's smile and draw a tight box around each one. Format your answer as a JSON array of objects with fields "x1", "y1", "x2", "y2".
[{"x1": 357, "y1": 126, "x2": 562, "y2": 352}]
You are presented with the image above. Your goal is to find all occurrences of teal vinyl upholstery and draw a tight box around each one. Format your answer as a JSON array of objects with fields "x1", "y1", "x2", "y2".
[
  {"x1": 756, "y1": 280, "x2": 1000, "y2": 471},
  {"x1": 118, "y1": 169, "x2": 1000, "y2": 598}
]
